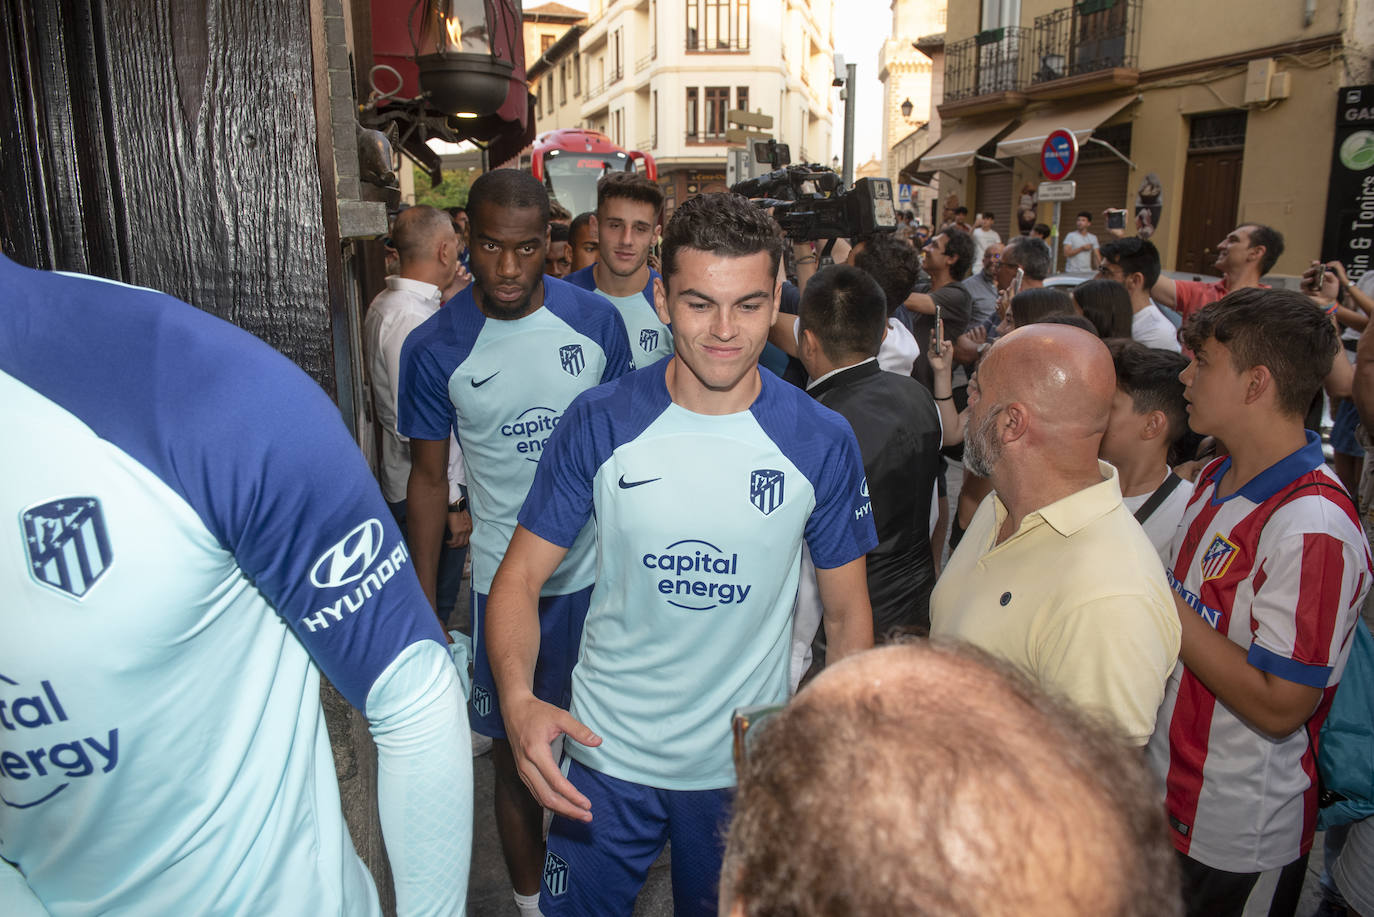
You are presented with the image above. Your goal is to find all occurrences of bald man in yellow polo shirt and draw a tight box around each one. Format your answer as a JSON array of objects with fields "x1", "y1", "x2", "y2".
[{"x1": 930, "y1": 324, "x2": 1179, "y2": 745}]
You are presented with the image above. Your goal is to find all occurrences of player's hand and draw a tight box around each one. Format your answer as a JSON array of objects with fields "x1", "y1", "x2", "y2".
[
  {"x1": 954, "y1": 325, "x2": 986, "y2": 365},
  {"x1": 1329, "y1": 260, "x2": 1351, "y2": 286},
  {"x1": 445, "y1": 509, "x2": 471, "y2": 548},
  {"x1": 503, "y1": 693, "x2": 602, "y2": 822}
]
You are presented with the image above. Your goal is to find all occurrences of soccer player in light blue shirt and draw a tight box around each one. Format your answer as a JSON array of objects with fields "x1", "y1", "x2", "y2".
[
  {"x1": 487, "y1": 193, "x2": 878, "y2": 917},
  {"x1": 1, "y1": 255, "x2": 470, "y2": 916},
  {"x1": 564, "y1": 171, "x2": 674, "y2": 367},
  {"x1": 398, "y1": 169, "x2": 632, "y2": 917}
]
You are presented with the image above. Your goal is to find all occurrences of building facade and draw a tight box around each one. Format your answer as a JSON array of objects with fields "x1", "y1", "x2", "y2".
[
  {"x1": 906, "y1": 0, "x2": 1374, "y2": 276},
  {"x1": 526, "y1": 3, "x2": 589, "y2": 135},
  {"x1": 879, "y1": 0, "x2": 947, "y2": 221},
  {"x1": 566, "y1": 0, "x2": 836, "y2": 214}
]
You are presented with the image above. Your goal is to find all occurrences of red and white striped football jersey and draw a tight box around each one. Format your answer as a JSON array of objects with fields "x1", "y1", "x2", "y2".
[{"x1": 1146, "y1": 434, "x2": 1372, "y2": 872}]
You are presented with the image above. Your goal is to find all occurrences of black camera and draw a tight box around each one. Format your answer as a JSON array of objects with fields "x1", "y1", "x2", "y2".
[{"x1": 731, "y1": 164, "x2": 898, "y2": 242}]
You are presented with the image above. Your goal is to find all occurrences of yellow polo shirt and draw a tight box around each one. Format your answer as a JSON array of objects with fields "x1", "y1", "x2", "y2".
[{"x1": 930, "y1": 462, "x2": 1180, "y2": 745}]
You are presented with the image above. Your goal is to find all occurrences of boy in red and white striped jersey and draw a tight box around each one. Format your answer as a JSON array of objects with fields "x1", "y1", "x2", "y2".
[{"x1": 1146, "y1": 287, "x2": 1373, "y2": 917}]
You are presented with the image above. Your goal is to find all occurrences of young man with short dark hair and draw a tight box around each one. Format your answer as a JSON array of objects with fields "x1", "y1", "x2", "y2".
[
  {"x1": 1063, "y1": 210, "x2": 1100, "y2": 272},
  {"x1": 1099, "y1": 237, "x2": 1180, "y2": 352},
  {"x1": 399, "y1": 168, "x2": 633, "y2": 917},
  {"x1": 565, "y1": 171, "x2": 670, "y2": 366},
  {"x1": 1100, "y1": 339, "x2": 1191, "y2": 562},
  {"x1": 971, "y1": 211, "x2": 1001, "y2": 271},
  {"x1": 568, "y1": 212, "x2": 599, "y2": 272},
  {"x1": 1152, "y1": 224, "x2": 1284, "y2": 320},
  {"x1": 486, "y1": 193, "x2": 877, "y2": 917},
  {"x1": 1147, "y1": 287, "x2": 1372, "y2": 917},
  {"x1": 796, "y1": 265, "x2": 942, "y2": 636},
  {"x1": 902, "y1": 228, "x2": 976, "y2": 390}
]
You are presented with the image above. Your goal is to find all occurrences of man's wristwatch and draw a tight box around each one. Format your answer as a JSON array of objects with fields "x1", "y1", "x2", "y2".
[{"x1": 448, "y1": 497, "x2": 468, "y2": 513}]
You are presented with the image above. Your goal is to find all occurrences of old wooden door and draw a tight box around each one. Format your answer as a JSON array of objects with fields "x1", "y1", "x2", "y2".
[{"x1": 0, "y1": 0, "x2": 392, "y2": 910}]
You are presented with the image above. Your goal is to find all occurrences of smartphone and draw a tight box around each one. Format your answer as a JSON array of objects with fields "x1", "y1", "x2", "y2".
[
  {"x1": 1106, "y1": 209, "x2": 1126, "y2": 230},
  {"x1": 935, "y1": 305, "x2": 944, "y2": 352},
  {"x1": 1012, "y1": 267, "x2": 1024, "y2": 296}
]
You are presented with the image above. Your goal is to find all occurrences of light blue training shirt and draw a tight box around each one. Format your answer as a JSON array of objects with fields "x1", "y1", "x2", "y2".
[
  {"x1": 398, "y1": 276, "x2": 632, "y2": 595},
  {"x1": 519, "y1": 363, "x2": 878, "y2": 790}
]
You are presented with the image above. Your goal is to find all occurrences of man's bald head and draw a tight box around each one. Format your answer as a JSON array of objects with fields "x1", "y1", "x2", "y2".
[
  {"x1": 720, "y1": 642, "x2": 1179, "y2": 917},
  {"x1": 979, "y1": 322, "x2": 1116, "y2": 444}
]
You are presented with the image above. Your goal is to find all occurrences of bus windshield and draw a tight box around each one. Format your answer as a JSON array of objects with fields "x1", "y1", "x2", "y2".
[{"x1": 544, "y1": 153, "x2": 629, "y2": 217}]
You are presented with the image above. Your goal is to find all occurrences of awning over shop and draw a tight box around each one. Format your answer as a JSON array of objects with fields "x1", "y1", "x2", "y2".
[
  {"x1": 915, "y1": 117, "x2": 1017, "y2": 173},
  {"x1": 994, "y1": 94, "x2": 1138, "y2": 159}
]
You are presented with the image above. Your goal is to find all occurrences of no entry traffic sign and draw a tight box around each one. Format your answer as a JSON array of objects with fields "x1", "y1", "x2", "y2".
[{"x1": 1041, "y1": 129, "x2": 1079, "y2": 181}]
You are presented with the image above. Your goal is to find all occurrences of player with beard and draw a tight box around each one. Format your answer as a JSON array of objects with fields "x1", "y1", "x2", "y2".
[
  {"x1": 486, "y1": 193, "x2": 877, "y2": 916},
  {"x1": 398, "y1": 169, "x2": 633, "y2": 917},
  {"x1": 565, "y1": 172, "x2": 671, "y2": 367},
  {"x1": 929, "y1": 323, "x2": 1179, "y2": 746}
]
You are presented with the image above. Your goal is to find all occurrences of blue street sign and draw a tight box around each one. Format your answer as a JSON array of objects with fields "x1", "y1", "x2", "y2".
[
  {"x1": 898, "y1": 183, "x2": 912, "y2": 204},
  {"x1": 1041, "y1": 129, "x2": 1078, "y2": 181}
]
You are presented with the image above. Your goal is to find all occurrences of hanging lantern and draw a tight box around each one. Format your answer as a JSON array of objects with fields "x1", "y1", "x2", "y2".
[{"x1": 417, "y1": 0, "x2": 514, "y2": 119}]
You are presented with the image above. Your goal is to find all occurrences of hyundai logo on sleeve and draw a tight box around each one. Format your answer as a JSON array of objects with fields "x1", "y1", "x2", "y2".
[
  {"x1": 22, "y1": 497, "x2": 112, "y2": 600},
  {"x1": 559, "y1": 343, "x2": 586, "y2": 376},
  {"x1": 309, "y1": 519, "x2": 385, "y2": 589}
]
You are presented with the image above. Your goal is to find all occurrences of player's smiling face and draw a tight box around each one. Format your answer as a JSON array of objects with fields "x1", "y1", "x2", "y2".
[
  {"x1": 655, "y1": 247, "x2": 780, "y2": 414},
  {"x1": 469, "y1": 201, "x2": 547, "y2": 320}
]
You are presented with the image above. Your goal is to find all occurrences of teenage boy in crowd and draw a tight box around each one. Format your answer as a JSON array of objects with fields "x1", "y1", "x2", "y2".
[
  {"x1": 566, "y1": 172, "x2": 672, "y2": 367},
  {"x1": 1099, "y1": 340, "x2": 1192, "y2": 562},
  {"x1": 486, "y1": 193, "x2": 877, "y2": 917},
  {"x1": 1148, "y1": 288, "x2": 1372, "y2": 917}
]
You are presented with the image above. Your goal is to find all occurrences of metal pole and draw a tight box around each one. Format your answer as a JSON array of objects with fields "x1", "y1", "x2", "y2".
[
  {"x1": 1051, "y1": 201, "x2": 1062, "y2": 274},
  {"x1": 842, "y1": 62, "x2": 856, "y2": 188}
]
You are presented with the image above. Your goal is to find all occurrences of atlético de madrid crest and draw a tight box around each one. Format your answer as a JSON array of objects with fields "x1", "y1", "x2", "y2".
[{"x1": 22, "y1": 497, "x2": 112, "y2": 599}]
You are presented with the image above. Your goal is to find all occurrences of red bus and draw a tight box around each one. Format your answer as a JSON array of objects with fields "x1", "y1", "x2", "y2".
[{"x1": 526, "y1": 129, "x2": 656, "y2": 217}]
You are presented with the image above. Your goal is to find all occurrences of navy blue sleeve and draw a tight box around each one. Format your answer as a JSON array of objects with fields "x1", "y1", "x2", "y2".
[{"x1": 1, "y1": 262, "x2": 443, "y2": 710}]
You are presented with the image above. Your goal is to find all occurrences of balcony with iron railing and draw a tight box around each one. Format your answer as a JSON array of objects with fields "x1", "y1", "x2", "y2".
[
  {"x1": 939, "y1": 26, "x2": 1031, "y2": 118},
  {"x1": 685, "y1": 129, "x2": 729, "y2": 144},
  {"x1": 636, "y1": 134, "x2": 657, "y2": 150},
  {"x1": 685, "y1": 36, "x2": 750, "y2": 52},
  {"x1": 609, "y1": 64, "x2": 624, "y2": 84},
  {"x1": 1028, "y1": 0, "x2": 1141, "y2": 99},
  {"x1": 635, "y1": 47, "x2": 656, "y2": 73}
]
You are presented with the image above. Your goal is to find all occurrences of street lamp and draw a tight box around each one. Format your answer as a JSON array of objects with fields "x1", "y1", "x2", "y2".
[
  {"x1": 417, "y1": 0, "x2": 515, "y2": 119},
  {"x1": 900, "y1": 98, "x2": 913, "y2": 119}
]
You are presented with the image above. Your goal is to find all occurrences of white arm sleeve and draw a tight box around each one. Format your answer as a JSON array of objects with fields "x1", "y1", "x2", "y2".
[
  {"x1": 366, "y1": 639, "x2": 473, "y2": 917},
  {"x1": 0, "y1": 860, "x2": 50, "y2": 916}
]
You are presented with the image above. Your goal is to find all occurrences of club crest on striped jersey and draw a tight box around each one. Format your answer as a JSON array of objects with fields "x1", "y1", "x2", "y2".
[
  {"x1": 750, "y1": 469, "x2": 785, "y2": 515},
  {"x1": 22, "y1": 497, "x2": 112, "y2": 600},
  {"x1": 639, "y1": 328, "x2": 659, "y2": 352},
  {"x1": 543, "y1": 851, "x2": 569, "y2": 896},
  {"x1": 1200, "y1": 533, "x2": 1239, "y2": 581}
]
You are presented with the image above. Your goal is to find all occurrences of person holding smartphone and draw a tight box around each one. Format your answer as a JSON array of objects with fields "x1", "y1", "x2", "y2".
[{"x1": 899, "y1": 228, "x2": 976, "y2": 392}]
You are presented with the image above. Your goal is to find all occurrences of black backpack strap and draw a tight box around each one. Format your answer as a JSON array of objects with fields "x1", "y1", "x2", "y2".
[{"x1": 1134, "y1": 473, "x2": 1185, "y2": 525}]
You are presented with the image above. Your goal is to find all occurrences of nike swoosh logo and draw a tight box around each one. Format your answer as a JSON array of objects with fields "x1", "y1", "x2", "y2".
[
  {"x1": 618, "y1": 475, "x2": 662, "y2": 489},
  {"x1": 471, "y1": 372, "x2": 499, "y2": 388}
]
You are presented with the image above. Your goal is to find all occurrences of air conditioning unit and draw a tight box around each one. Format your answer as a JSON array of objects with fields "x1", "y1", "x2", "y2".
[{"x1": 1245, "y1": 58, "x2": 1291, "y2": 105}]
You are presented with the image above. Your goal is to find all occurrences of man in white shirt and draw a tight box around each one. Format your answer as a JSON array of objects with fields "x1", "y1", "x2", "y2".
[
  {"x1": 1099, "y1": 236, "x2": 1181, "y2": 353},
  {"x1": 364, "y1": 205, "x2": 471, "y2": 628},
  {"x1": 971, "y1": 212, "x2": 1002, "y2": 272},
  {"x1": 1063, "y1": 211, "x2": 1100, "y2": 273}
]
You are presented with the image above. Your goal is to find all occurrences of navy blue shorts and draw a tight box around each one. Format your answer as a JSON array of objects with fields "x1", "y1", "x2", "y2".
[
  {"x1": 469, "y1": 585, "x2": 592, "y2": 739},
  {"x1": 541, "y1": 757, "x2": 733, "y2": 917}
]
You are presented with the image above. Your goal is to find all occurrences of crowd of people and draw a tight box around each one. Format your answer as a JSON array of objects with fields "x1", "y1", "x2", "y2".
[{"x1": 6, "y1": 166, "x2": 1374, "y2": 917}]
